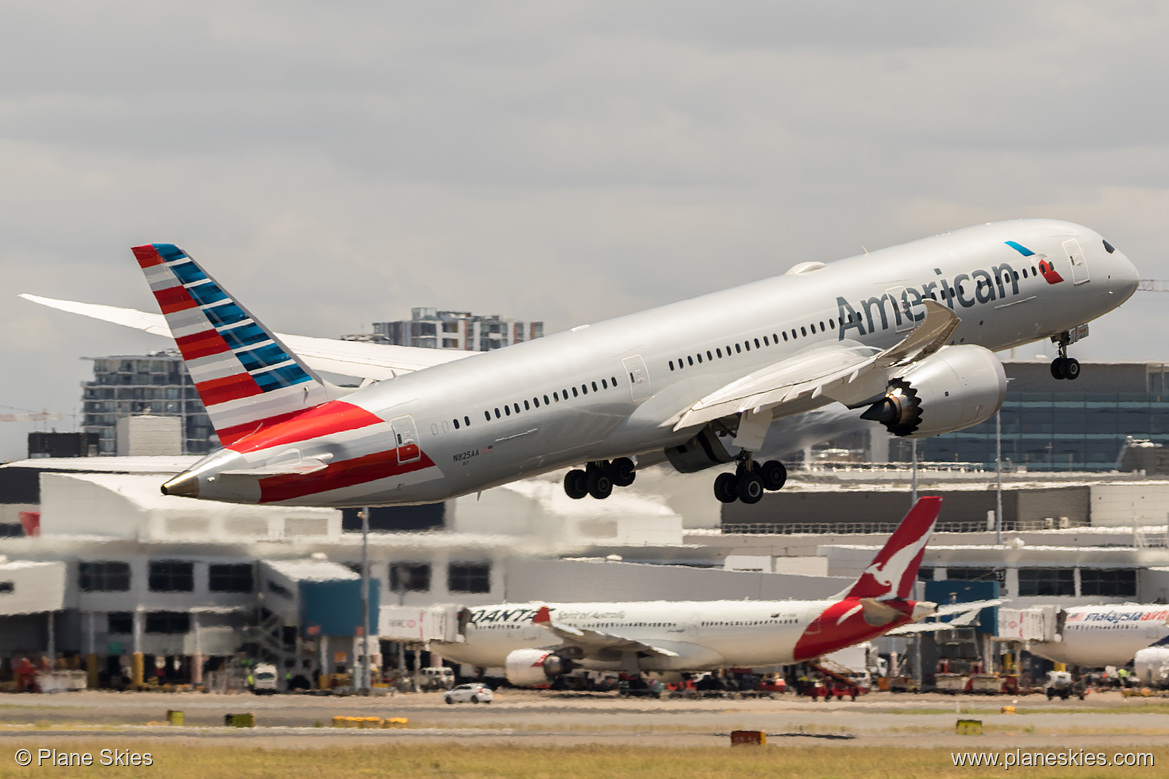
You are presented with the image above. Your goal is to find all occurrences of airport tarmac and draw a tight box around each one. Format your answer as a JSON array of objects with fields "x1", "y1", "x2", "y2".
[{"x1": 1, "y1": 690, "x2": 1168, "y2": 749}]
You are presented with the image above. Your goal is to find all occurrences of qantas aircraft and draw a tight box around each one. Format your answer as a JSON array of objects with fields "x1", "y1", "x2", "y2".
[
  {"x1": 23, "y1": 218, "x2": 1138, "y2": 507},
  {"x1": 1027, "y1": 604, "x2": 1169, "y2": 668},
  {"x1": 436, "y1": 498, "x2": 987, "y2": 684}
]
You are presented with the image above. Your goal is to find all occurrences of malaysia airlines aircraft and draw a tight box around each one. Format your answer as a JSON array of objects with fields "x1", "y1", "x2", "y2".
[
  {"x1": 1027, "y1": 604, "x2": 1169, "y2": 668},
  {"x1": 23, "y1": 219, "x2": 1138, "y2": 507},
  {"x1": 437, "y1": 498, "x2": 985, "y2": 684}
]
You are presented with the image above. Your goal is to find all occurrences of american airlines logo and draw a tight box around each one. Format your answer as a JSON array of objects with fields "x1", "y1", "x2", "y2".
[
  {"x1": 836, "y1": 260, "x2": 1021, "y2": 339},
  {"x1": 834, "y1": 241, "x2": 1056, "y2": 340}
]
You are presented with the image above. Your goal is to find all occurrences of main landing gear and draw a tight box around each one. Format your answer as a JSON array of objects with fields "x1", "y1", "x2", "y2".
[
  {"x1": 1050, "y1": 331, "x2": 1081, "y2": 381},
  {"x1": 713, "y1": 454, "x2": 786, "y2": 505},
  {"x1": 564, "y1": 457, "x2": 636, "y2": 500}
]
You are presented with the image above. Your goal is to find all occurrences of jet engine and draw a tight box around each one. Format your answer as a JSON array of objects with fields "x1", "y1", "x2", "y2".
[
  {"x1": 503, "y1": 649, "x2": 574, "y2": 687},
  {"x1": 664, "y1": 424, "x2": 734, "y2": 473},
  {"x1": 860, "y1": 345, "x2": 1007, "y2": 438}
]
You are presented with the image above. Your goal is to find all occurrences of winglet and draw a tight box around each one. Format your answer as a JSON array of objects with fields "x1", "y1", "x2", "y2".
[
  {"x1": 844, "y1": 496, "x2": 942, "y2": 600},
  {"x1": 533, "y1": 606, "x2": 552, "y2": 625}
]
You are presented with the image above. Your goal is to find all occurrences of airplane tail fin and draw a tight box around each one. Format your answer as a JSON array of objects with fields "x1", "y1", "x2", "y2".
[
  {"x1": 843, "y1": 496, "x2": 942, "y2": 600},
  {"x1": 132, "y1": 243, "x2": 335, "y2": 447}
]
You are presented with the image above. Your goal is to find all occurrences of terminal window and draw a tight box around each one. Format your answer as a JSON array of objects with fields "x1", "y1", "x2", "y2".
[
  {"x1": 107, "y1": 612, "x2": 133, "y2": 634},
  {"x1": 79, "y1": 562, "x2": 131, "y2": 592},
  {"x1": 390, "y1": 562, "x2": 431, "y2": 593},
  {"x1": 448, "y1": 562, "x2": 490, "y2": 594},
  {"x1": 1017, "y1": 568, "x2": 1075, "y2": 597},
  {"x1": 148, "y1": 560, "x2": 194, "y2": 592},
  {"x1": 209, "y1": 563, "x2": 254, "y2": 593},
  {"x1": 1080, "y1": 568, "x2": 1137, "y2": 597},
  {"x1": 145, "y1": 611, "x2": 191, "y2": 634}
]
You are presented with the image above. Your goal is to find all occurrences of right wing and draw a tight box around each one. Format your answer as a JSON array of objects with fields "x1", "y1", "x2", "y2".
[
  {"x1": 532, "y1": 606, "x2": 679, "y2": 658},
  {"x1": 665, "y1": 300, "x2": 960, "y2": 433},
  {"x1": 20, "y1": 293, "x2": 474, "y2": 381}
]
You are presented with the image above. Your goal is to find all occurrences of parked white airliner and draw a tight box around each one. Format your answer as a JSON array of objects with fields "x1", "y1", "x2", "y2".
[
  {"x1": 23, "y1": 219, "x2": 1138, "y2": 507},
  {"x1": 1028, "y1": 604, "x2": 1169, "y2": 668},
  {"x1": 436, "y1": 497, "x2": 986, "y2": 685}
]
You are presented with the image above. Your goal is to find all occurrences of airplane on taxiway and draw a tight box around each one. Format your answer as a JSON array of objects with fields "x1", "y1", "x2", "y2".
[
  {"x1": 23, "y1": 218, "x2": 1138, "y2": 508},
  {"x1": 436, "y1": 497, "x2": 995, "y2": 685}
]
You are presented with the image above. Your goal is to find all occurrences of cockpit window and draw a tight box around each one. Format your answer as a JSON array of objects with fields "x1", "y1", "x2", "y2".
[{"x1": 1103, "y1": 239, "x2": 1115, "y2": 254}]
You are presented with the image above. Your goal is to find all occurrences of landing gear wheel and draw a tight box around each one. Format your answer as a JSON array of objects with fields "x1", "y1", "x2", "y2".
[
  {"x1": 586, "y1": 466, "x2": 613, "y2": 500},
  {"x1": 1051, "y1": 356, "x2": 1081, "y2": 380},
  {"x1": 610, "y1": 457, "x2": 636, "y2": 487},
  {"x1": 714, "y1": 472, "x2": 738, "y2": 504},
  {"x1": 759, "y1": 460, "x2": 787, "y2": 491},
  {"x1": 736, "y1": 472, "x2": 764, "y2": 504},
  {"x1": 564, "y1": 469, "x2": 588, "y2": 499}
]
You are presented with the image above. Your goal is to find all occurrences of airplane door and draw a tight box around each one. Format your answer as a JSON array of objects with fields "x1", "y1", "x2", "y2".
[
  {"x1": 887, "y1": 286, "x2": 915, "y2": 333},
  {"x1": 1062, "y1": 239, "x2": 1090, "y2": 285},
  {"x1": 622, "y1": 355, "x2": 651, "y2": 403},
  {"x1": 391, "y1": 415, "x2": 421, "y2": 464}
]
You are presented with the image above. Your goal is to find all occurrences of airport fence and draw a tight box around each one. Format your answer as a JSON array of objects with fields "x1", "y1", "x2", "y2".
[{"x1": 719, "y1": 518, "x2": 1088, "y2": 535}]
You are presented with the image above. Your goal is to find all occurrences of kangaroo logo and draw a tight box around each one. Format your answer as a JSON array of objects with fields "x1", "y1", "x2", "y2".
[{"x1": 859, "y1": 529, "x2": 932, "y2": 596}]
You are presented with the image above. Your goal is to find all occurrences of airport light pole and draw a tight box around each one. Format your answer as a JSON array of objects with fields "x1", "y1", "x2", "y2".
[
  {"x1": 910, "y1": 439, "x2": 918, "y2": 505},
  {"x1": 360, "y1": 507, "x2": 371, "y2": 695},
  {"x1": 995, "y1": 411, "x2": 1003, "y2": 545}
]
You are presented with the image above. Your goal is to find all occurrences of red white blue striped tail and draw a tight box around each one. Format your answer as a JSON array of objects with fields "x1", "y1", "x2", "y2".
[{"x1": 132, "y1": 243, "x2": 333, "y2": 446}]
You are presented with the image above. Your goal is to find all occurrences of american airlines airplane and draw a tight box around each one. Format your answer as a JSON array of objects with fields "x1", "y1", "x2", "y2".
[
  {"x1": 23, "y1": 218, "x2": 1138, "y2": 507},
  {"x1": 1028, "y1": 604, "x2": 1169, "y2": 668},
  {"x1": 436, "y1": 498, "x2": 988, "y2": 685}
]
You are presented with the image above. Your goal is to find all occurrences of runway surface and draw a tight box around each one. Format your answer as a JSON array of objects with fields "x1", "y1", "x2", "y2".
[{"x1": 1, "y1": 689, "x2": 1167, "y2": 749}]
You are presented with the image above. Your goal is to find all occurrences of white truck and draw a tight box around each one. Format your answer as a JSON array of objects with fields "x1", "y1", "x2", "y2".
[{"x1": 251, "y1": 663, "x2": 279, "y2": 694}]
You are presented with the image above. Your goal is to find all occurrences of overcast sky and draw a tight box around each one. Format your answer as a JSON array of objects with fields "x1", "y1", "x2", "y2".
[{"x1": 3, "y1": 1, "x2": 1169, "y2": 461}]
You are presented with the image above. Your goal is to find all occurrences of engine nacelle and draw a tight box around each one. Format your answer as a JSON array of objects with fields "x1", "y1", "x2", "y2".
[
  {"x1": 504, "y1": 649, "x2": 574, "y2": 687},
  {"x1": 665, "y1": 424, "x2": 734, "y2": 474},
  {"x1": 860, "y1": 345, "x2": 1006, "y2": 438}
]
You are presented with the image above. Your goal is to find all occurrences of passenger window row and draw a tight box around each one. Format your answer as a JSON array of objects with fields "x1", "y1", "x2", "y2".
[
  {"x1": 667, "y1": 317, "x2": 841, "y2": 373},
  {"x1": 478, "y1": 375, "x2": 621, "y2": 424}
]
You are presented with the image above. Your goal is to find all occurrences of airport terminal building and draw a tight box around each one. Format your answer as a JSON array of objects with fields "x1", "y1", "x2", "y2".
[{"x1": 3, "y1": 450, "x2": 1169, "y2": 689}]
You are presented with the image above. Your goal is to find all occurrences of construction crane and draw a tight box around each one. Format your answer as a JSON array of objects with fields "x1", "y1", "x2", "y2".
[{"x1": 0, "y1": 405, "x2": 64, "y2": 423}]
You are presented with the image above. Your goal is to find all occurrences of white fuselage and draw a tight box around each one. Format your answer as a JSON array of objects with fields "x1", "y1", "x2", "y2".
[
  {"x1": 1028, "y1": 604, "x2": 1169, "y2": 668},
  {"x1": 187, "y1": 219, "x2": 1138, "y2": 506},
  {"x1": 443, "y1": 600, "x2": 888, "y2": 672}
]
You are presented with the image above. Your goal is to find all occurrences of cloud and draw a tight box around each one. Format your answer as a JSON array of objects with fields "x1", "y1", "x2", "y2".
[{"x1": 2, "y1": 1, "x2": 1168, "y2": 460}]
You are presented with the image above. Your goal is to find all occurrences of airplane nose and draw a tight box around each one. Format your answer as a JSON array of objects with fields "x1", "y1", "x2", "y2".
[
  {"x1": 161, "y1": 471, "x2": 200, "y2": 498},
  {"x1": 1102, "y1": 241, "x2": 1140, "y2": 302},
  {"x1": 1115, "y1": 252, "x2": 1140, "y2": 301}
]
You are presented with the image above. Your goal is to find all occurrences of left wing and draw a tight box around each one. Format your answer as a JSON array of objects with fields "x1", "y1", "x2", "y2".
[
  {"x1": 532, "y1": 606, "x2": 679, "y2": 658},
  {"x1": 20, "y1": 293, "x2": 474, "y2": 381},
  {"x1": 666, "y1": 300, "x2": 959, "y2": 433}
]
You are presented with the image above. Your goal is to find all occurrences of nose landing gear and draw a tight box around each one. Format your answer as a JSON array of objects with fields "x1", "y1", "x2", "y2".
[
  {"x1": 1050, "y1": 332, "x2": 1081, "y2": 381},
  {"x1": 563, "y1": 457, "x2": 637, "y2": 500},
  {"x1": 713, "y1": 454, "x2": 787, "y2": 505}
]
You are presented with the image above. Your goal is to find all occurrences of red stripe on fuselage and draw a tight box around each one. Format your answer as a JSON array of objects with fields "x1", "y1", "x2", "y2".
[
  {"x1": 258, "y1": 448, "x2": 436, "y2": 503},
  {"x1": 175, "y1": 329, "x2": 231, "y2": 361},
  {"x1": 196, "y1": 373, "x2": 263, "y2": 406},
  {"x1": 154, "y1": 285, "x2": 198, "y2": 314},
  {"x1": 132, "y1": 245, "x2": 165, "y2": 268},
  {"x1": 227, "y1": 401, "x2": 383, "y2": 453},
  {"x1": 792, "y1": 599, "x2": 914, "y2": 662}
]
